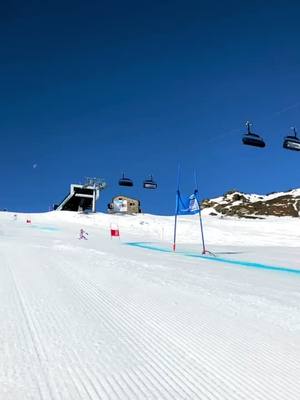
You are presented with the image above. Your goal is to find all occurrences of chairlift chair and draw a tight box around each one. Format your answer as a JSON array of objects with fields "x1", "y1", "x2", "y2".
[
  {"x1": 242, "y1": 122, "x2": 266, "y2": 148},
  {"x1": 143, "y1": 175, "x2": 157, "y2": 189},
  {"x1": 118, "y1": 173, "x2": 133, "y2": 187},
  {"x1": 283, "y1": 127, "x2": 300, "y2": 151}
]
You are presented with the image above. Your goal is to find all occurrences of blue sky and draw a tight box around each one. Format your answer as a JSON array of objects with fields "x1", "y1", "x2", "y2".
[{"x1": 1, "y1": 0, "x2": 300, "y2": 214}]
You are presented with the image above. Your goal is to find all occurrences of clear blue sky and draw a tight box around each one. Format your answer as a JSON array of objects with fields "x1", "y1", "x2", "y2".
[{"x1": 2, "y1": 0, "x2": 300, "y2": 215}]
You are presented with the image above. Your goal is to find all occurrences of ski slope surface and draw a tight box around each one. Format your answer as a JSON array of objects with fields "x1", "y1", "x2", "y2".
[{"x1": 0, "y1": 210, "x2": 300, "y2": 400}]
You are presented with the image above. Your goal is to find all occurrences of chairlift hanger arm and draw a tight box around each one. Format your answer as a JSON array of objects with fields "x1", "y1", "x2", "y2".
[
  {"x1": 246, "y1": 121, "x2": 252, "y2": 134},
  {"x1": 291, "y1": 127, "x2": 298, "y2": 137}
]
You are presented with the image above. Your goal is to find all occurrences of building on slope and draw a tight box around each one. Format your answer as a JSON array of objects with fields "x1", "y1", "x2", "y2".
[{"x1": 107, "y1": 195, "x2": 141, "y2": 214}]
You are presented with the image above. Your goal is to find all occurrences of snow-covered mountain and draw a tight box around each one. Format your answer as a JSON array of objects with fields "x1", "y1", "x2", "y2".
[{"x1": 201, "y1": 188, "x2": 300, "y2": 218}]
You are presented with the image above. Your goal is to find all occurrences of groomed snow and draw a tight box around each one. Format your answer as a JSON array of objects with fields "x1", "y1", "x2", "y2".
[{"x1": 0, "y1": 210, "x2": 300, "y2": 399}]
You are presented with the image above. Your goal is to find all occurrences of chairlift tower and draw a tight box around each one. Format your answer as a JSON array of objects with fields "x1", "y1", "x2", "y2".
[{"x1": 83, "y1": 177, "x2": 107, "y2": 212}]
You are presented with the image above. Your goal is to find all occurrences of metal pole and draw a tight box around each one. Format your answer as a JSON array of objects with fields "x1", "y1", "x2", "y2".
[
  {"x1": 198, "y1": 205, "x2": 206, "y2": 254},
  {"x1": 92, "y1": 185, "x2": 96, "y2": 213},
  {"x1": 194, "y1": 170, "x2": 206, "y2": 254},
  {"x1": 173, "y1": 193, "x2": 179, "y2": 251},
  {"x1": 173, "y1": 164, "x2": 181, "y2": 251}
]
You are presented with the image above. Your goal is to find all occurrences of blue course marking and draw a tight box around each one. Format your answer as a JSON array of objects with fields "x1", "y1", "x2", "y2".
[
  {"x1": 126, "y1": 242, "x2": 172, "y2": 253},
  {"x1": 125, "y1": 242, "x2": 300, "y2": 276},
  {"x1": 31, "y1": 225, "x2": 61, "y2": 232}
]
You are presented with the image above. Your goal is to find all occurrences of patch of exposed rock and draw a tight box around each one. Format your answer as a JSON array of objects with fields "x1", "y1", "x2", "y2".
[{"x1": 201, "y1": 189, "x2": 300, "y2": 218}]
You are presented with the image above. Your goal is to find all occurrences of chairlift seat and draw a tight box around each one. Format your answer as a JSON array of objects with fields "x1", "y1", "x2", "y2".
[
  {"x1": 242, "y1": 133, "x2": 266, "y2": 148},
  {"x1": 283, "y1": 135, "x2": 300, "y2": 151},
  {"x1": 143, "y1": 179, "x2": 157, "y2": 189},
  {"x1": 118, "y1": 175, "x2": 133, "y2": 187}
]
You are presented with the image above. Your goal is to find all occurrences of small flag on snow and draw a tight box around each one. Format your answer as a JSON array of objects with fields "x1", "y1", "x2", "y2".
[{"x1": 110, "y1": 224, "x2": 120, "y2": 239}]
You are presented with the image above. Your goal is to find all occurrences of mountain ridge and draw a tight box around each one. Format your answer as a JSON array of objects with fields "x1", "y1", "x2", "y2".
[{"x1": 201, "y1": 188, "x2": 300, "y2": 218}]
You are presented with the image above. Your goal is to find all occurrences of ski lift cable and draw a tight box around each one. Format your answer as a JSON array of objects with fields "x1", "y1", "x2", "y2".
[{"x1": 206, "y1": 100, "x2": 300, "y2": 146}]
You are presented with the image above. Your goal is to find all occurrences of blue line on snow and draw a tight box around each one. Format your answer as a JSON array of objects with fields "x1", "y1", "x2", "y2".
[
  {"x1": 31, "y1": 225, "x2": 61, "y2": 232},
  {"x1": 126, "y1": 242, "x2": 171, "y2": 253},
  {"x1": 125, "y1": 242, "x2": 300, "y2": 275}
]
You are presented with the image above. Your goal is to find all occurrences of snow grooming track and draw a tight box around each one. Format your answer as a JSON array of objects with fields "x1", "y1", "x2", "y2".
[
  {"x1": 0, "y1": 252, "x2": 55, "y2": 399},
  {"x1": 125, "y1": 242, "x2": 300, "y2": 275},
  {"x1": 4, "y1": 247, "x2": 119, "y2": 400},
  {"x1": 50, "y1": 255, "x2": 205, "y2": 400},
  {"x1": 46, "y1": 246, "x2": 300, "y2": 400}
]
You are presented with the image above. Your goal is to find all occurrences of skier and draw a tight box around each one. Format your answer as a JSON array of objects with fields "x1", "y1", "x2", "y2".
[{"x1": 79, "y1": 228, "x2": 88, "y2": 240}]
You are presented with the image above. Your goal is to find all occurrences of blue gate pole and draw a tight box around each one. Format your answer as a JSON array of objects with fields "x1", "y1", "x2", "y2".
[
  {"x1": 198, "y1": 205, "x2": 207, "y2": 254},
  {"x1": 173, "y1": 165, "x2": 181, "y2": 251},
  {"x1": 194, "y1": 170, "x2": 207, "y2": 254}
]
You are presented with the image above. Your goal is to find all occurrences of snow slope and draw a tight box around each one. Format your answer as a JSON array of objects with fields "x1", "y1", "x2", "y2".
[{"x1": 0, "y1": 210, "x2": 300, "y2": 399}]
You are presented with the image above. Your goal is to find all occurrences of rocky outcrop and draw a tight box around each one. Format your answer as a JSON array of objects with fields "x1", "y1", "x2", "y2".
[{"x1": 201, "y1": 189, "x2": 300, "y2": 218}]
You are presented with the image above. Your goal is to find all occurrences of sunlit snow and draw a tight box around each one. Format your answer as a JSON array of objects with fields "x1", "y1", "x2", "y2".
[{"x1": 0, "y1": 210, "x2": 299, "y2": 399}]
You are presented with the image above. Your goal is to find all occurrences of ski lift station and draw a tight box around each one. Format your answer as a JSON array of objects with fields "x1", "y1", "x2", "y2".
[{"x1": 54, "y1": 178, "x2": 107, "y2": 213}]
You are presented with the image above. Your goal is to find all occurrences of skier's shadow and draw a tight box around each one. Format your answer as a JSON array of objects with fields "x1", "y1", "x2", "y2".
[{"x1": 214, "y1": 251, "x2": 245, "y2": 255}]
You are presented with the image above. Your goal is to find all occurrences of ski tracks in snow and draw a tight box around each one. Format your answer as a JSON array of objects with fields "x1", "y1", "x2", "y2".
[{"x1": 0, "y1": 238, "x2": 300, "y2": 399}]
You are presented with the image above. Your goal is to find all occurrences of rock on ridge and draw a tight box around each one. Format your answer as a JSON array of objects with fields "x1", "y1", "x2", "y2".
[{"x1": 201, "y1": 188, "x2": 300, "y2": 218}]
